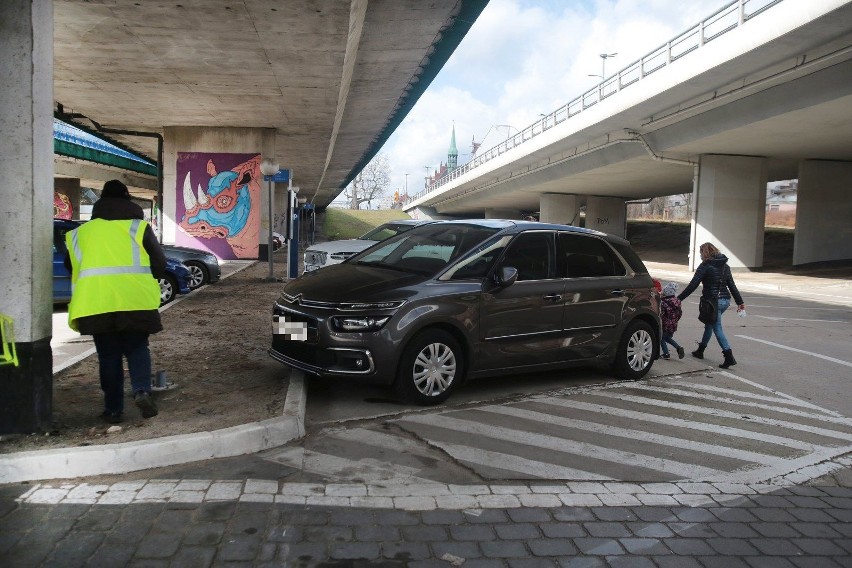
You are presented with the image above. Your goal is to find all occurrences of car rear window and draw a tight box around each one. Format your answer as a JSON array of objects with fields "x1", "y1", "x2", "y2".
[{"x1": 610, "y1": 242, "x2": 649, "y2": 274}]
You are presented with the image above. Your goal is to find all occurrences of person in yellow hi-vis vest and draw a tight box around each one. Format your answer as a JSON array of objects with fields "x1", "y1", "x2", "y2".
[{"x1": 64, "y1": 180, "x2": 167, "y2": 424}]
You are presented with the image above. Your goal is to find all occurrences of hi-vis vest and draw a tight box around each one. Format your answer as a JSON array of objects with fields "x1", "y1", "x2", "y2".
[{"x1": 66, "y1": 219, "x2": 161, "y2": 331}]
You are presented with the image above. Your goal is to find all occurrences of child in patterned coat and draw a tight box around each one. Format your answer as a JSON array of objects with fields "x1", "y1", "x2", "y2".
[{"x1": 660, "y1": 282, "x2": 685, "y2": 359}]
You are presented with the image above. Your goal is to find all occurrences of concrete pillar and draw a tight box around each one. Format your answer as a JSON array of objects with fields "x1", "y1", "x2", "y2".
[
  {"x1": 484, "y1": 208, "x2": 523, "y2": 220},
  {"x1": 407, "y1": 206, "x2": 452, "y2": 220},
  {"x1": 585, "y1": 196, "x2": 626, "y2": 238},
  {"x1": 163, "y1": 127, "x2": 275, "y2": 260},
  {"x1": 540, "y1": 194, "x2": 580, "y2": 225},
  {"x1": 0, "y1": 0, "x2": 54, "y2": 433},
  {"x1": 54, "y1": 178, "x2": 81, "y2": 220},
  {"x1": 690, "y1": 155, "x2": 767, "y2": 270},
  {"x1": 794, "y1": 160, "x2": 852, "y2": 266}
]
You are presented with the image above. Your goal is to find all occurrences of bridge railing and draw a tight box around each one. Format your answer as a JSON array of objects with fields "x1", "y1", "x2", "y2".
[{"x1": 410, "y1": 0, "x2": 784, "y2": 203}]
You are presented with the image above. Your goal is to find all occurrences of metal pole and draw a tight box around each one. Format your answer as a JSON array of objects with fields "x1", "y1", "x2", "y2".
[{"x1": 267, "y1": 178, "x2": 274, "y2": 281}]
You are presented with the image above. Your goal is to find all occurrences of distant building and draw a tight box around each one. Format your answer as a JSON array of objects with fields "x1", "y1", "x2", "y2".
[
  {"x1": 766, "y1": 180, "x2": 797, "y2": 212},
  {"x1": 425, "y1": 125, "x2": 461, "y2": 187}
]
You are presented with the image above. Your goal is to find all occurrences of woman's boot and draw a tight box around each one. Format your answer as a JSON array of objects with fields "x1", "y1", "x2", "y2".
[
  {"x1": 691, "y1": 342, "x2": 707, "y2": 359},
  {"x1": 719, "y1": 349, "x2": 737, "y2": 369}
]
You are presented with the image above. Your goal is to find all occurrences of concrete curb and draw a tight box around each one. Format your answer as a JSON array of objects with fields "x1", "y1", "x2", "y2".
[{"x1": 0, "y1": 372, "x2": 306, "y2": 485}]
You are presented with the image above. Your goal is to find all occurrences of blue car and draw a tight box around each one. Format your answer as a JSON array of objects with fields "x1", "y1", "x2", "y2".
[{"x1": 53, "y1": 219, "x2": 191, "y2": 305}]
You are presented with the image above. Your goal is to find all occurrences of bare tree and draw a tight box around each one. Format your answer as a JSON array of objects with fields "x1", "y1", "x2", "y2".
[{"x1": 344, "y1": 153, "x2": 391, "y2": 210}]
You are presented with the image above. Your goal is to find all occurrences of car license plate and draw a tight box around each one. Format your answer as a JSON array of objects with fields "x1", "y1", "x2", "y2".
[{"x1": 273, "y1": 315, "x2": 308, "y2": 341}]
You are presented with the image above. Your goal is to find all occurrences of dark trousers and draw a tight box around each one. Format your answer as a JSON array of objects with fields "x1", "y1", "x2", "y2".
[
  {"x1": 92, "y1": 332, "x2": 152, "y2": 414},
  {"x1": 661, "y1": 331, "x2": 682, "y2": 356}
]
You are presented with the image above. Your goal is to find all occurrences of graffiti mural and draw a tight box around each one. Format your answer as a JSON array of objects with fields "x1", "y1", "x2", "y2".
[
  {"x1": 54, "y1": 192, "x2": 73, "y2": 219},
  {"x1": 176, "y1": 152, "x2": 261, "y2": 259}
]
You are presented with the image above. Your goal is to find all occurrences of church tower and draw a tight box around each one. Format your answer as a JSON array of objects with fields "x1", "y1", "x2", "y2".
[{"x1": 447, "y1": 124, "x2": 458, "y2": 171}]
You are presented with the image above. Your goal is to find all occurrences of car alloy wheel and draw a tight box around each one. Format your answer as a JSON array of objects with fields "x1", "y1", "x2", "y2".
[
  {"x1": 611, "y1": 320, "x2": 655, "y2": 380},
  {"x1": 159, "y1": 275, "x2": 177, "y2": 305},
  {"x1": 395, "y1": 330, "x2": 462, "y2": 405},
  {"x1": 184, "y1": 261, "x2": 207, "y2": 290}
]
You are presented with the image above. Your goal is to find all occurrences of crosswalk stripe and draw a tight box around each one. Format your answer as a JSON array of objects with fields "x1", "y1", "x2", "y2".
[
  {"x1": 397, "y1": 414, "x2": 729, "y2": 480},
  {"x1": 589, "y1": 391, "x2": 852, "y2": 442},
  {"x1": 538, "y1": 398, "x2": 822, "y2": 451},
  {"x1": 432, "y1": 443, "x2": 613, "y2": 480},
  {"x1": 482, "y1": 405, "x2": 786, "y2": 465},
  {"x1": 627, "y1": 384, "x2": 852, "y2": 424},
  {"x1": 665, "y1": 380, "x2": 839, "y2": 414}
]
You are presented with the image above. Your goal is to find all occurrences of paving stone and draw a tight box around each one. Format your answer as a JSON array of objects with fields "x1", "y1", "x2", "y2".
[
  {"x1": 135, "y1": 531, "x2": 182, "y2": 559},
  {"x1": 355, "y1": 525, "x2": 401, "y2": 542},
  {"x1": 479, "y1": 540, "x2": 529, "y2": 558},
  {"x1": 617, "y1": 537, "x2": 670, "y2": 555},
  {"x1": 591, "y1": 507, "x2": 636, "y2": 522},
  {"x1": 663, "y1": 537, "x2": 715, "y2": 555},
  {"x1": 552, "y1": 507, "x2": 596, "y2": 522},
  {"x1": 558, "y1": 557, "x2": 607, "y2": 568},
  {"x1": 430, "y1": 541, "x2": 482, "y2": 560},
  {"x1": 699, "y1": 556, "x2": 751, "y2": 568},
  {"x1": 218, "y1": 534, "x2": 262, "y2": 561},
  {"x1": 303, "y1": 525, "x2": 353, "y2": 542},
  {"x1": 43, "y1": 532, "x2": 105, "y2": 566},
  {"x1": 195, "y1": 502, "x2": 237, "y2": 522},
  {"x1": 626, "y1": 522, "x2": 675, "y2": 539},
  {"x1": 329, "y1": 541, "x2": 381, "y2": 560},
  {"x1": 495, "y1": 523, "x2": 541, "y2": 540},
  {"x1": 83, "y1": 543, "x2": 136, "y2": 568},
  {"x1": 463, "y1": 509, "x2": 510, "y2": 524},
  {"x1": 167, "y1": 546, "x2": 215, "y2": 568},
  {"x1": 631, "y1": 507, "x2": 674, "y2": 522},
  {"x1": 790, "y1": 538, "x2": 849, "y2": 556},
  {"x1": 606, "y1": 556, "x2": 657, "y2": 568},
  {"x1": 743, "y1": 557, "x2": 797, "y2": 568},
  {"x1": 527, "y1": 538, "x2": 577, "y2": 556},
  {"x1": 278, "y1": 542, "x2": 327, "y2": 562},
  {"x1": 789, "y1": 508, "x2": 837, "y2": 523},
  {"x1": 709, "y1": 507, "x2": 759, "y2": 523},
  {"x1": 450, "y1": 524, "x2": 495, "y2": 541},
  {"x1": 653, "y1": 557, "x2": 703, "y2": 568},
  {"x1": 706, "y1": 537, "x2": 761, "y2": 555},
  {"x1": 751, "y1": 522, "x2": 803, "y2": 538},
  {"x1": 584, "y1": 522, "x2": 631, "y2": 538},
  {"x1": 671, "y1": 507, "x2": 716, "y2": 523},
  {"x1": 789, "y1": 557, "x2": 846, "y2": 568},
  {"x1": 381, "y1": 541, "x2": 431, "y2": 560},
  {"x1": 789, "y1": 522, "x2": 843, "y2": 539},
  {"x1": 376, "y1": 510, "x2": 421, "y2": 526},
  {"x1": 420, "y1": 510, "x2": 465, "y2": 525},
  {"x1": 572, "y1": 538, "x2": 625, "y2": 555},
  {"x1": 708, "y1": 521, "x2": 759, "y2": 538},
  {"x1": 748, "y1": 537, "x2": 805, "y2": 556},
  {"x1": 401, "y1": 525, "x2": 449, "y2": 542},
  {"x1": 507, "y1": 507, "x2": 551, "y2": 523},
  {"x1": 667, "y1": 522, "x2": 717, "y2": 538},
  {"x1": 539, "y1": 523, "x2": 586, "y2": 539},
  {"x1": 508, "y1": 558, "x2": 559, "y2": 568}
]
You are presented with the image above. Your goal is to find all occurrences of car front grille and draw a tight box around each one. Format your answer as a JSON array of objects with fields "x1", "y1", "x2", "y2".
[{"x1": 304, "y1": 251, "x2": 326, "y2": 266}]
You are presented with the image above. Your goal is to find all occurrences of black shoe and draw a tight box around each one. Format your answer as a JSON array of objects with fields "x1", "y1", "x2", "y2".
[
  {"x1": 134, "y1": 391, "x2": 159, "y2": 418},
  {"x1": 719, "y1": 349, "x2": 737, "y2": 369},
  {"x1": 101, "y1": 410, "x2": 123, "y2": 424},
  {"x1": 676, "y1": 346, "x2": 685, "y2": 359},
  {"x1": 661, "y1": 353, "x2": 670, "y2": 359},
  {"x1": 692, "y1": 342, "x2": 707, "y2": 359}
]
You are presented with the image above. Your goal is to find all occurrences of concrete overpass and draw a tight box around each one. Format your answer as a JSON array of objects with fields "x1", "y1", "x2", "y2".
[
  {"x1": 405, "y1": 0, "x2": 852, "y2": 270},
  {"x1": 0, "y1": 0, "x2": 489, "y2": 433}
]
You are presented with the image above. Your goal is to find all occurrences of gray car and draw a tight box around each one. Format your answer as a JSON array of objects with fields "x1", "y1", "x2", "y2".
[
  {"x1": 270, "y1": 220, "x2": 660, "y2": 405},
  {"x1": 161, "y1": 245, "x2": 222, "y2": 290}
]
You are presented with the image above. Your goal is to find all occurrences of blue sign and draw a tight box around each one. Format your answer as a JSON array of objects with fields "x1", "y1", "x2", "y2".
[{"x1": 264, "y1": 169, "x2": 290, "y2": 183}]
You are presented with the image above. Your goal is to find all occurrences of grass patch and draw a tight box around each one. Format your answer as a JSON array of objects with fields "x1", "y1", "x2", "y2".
[{"x1": 323, "y1": 208, "x2": 411, "y2": 240}]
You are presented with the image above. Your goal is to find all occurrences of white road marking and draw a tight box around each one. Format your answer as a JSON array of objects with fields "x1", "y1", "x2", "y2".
[
  {"x1": 717, "y1": 370, "x2": 844, "y2": 418},
  {"x1": 666, "y1": 379, "x2": 838, "y2": 414},
  {"x1": 435, "y1": 443, "x2": 613, "y2": 480},
  {"x1": 735, "y1": 335, "x2": 852, "y2": 368},
  {"x1": 754, "y1": 315, "x2": 847, "y2": 323},
  {"x1": 398, "y1": 414, "x2": 729, "y2": 480}
]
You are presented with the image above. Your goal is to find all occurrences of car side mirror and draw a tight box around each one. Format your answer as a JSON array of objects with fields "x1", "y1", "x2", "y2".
[{"x1": 492, "y1": 266, "x2": 518, "y2": 289}]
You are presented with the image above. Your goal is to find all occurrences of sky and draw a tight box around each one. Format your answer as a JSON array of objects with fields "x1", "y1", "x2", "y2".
[{"x1": 349, "y1": 0, "x2": 718, "y2": 207}]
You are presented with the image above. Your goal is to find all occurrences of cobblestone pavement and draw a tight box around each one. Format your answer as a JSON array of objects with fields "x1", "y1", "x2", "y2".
[{"x1": 2, "y1": 476, "x2": 851, "y2": 567}]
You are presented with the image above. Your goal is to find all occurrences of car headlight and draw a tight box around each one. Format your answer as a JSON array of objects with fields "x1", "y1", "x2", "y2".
[
  {"x1": 331, "y1": 316, "x2": 391, "y2": 332},
  {"x1": 305, "y1": 250, "x2": 327, "y2": 264}
]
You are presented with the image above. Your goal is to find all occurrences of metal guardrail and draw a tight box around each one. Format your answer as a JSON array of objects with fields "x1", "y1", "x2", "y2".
[{"x1": 410, "y1": 0, "x2": 784, "y2": 203}]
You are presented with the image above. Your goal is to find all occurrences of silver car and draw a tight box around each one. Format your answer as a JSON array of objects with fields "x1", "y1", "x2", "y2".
[
  {"x1": 303, "y1": 219, "x2": 430, "y2": 273},
  {"x1": 161, "y1": 245, "x2": 221, "y2": 290}
]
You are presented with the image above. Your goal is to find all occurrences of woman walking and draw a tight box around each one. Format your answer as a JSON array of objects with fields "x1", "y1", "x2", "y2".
[{"x1": 678, "y1": 243, "x2": 746, "y2": 368}]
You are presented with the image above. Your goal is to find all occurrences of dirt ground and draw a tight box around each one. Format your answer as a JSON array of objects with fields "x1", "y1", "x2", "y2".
[
  {"x1": 0, "y1": 260, "x2": 291, "y2": 454},
  {"x1": 0, "y1": 221, "x2": 822, "y2": 455}
]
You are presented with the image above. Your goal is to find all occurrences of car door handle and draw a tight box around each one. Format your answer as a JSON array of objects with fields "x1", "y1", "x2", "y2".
[
  {"x1": 543, "y1": 294, "x2": 562, "y2": 302},
  {"x1": 610, "y1": 289, "x2": 626, "y2": 296}
]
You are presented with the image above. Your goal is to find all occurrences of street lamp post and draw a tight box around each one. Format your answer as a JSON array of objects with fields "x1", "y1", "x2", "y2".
[
  {"x1": 599, "y1": 52, "x2": 617, "y2": 79},
  {"x1": 404, "y1": 173, "x2": 409, "y2": 195},
  {"x1": 260, "y1": 158, "x2": 280, "y2": 281}
]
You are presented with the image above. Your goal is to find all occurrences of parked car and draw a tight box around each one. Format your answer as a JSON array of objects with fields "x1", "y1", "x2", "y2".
[
  {"x1": 160, "y1": 244, "x2": 221, "y2": 290},
  {"x1": 53, "y1": 219, "x2": 191, "y2": 305},
  {"x1": 271, "y1": 220, "x2": 661, "y2": 405},
  {"x1": 302, "y1": 219, "x2": 431, "y2": 272}
]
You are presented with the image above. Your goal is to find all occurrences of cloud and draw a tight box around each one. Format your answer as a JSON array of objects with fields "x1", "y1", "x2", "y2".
[{"x1": 374, "y1": 0, "x2": 716, "y2": 205}]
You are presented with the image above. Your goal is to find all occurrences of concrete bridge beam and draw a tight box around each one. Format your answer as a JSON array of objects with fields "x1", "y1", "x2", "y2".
[
  {"x1": 485, "y1": 208, "x2": 523, "y2": 220},
  {"x1": 691, "y1": 154, "x2": 768, "y2": 271},
  {"x1": 794, "y1": 160, "x2": 852, "y2": 266}
]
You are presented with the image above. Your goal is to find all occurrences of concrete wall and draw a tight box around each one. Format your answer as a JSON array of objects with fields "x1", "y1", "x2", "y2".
[
  {"x1": 691, "y1": 155, "x2": 767, "y2": 270},
  {"x1": 794, "y1": 160, "x2": 852, "y2": 265},
  {"x1": 540, "y1": 194, "x2": 580, "y2": 225},
  {"x1": 485, "y1": 208, "x2": 523, "y2": 219}
]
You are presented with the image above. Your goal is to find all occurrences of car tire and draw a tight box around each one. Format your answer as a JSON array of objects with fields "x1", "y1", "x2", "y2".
[
  {"x1": 611, "y1": 319, "x2": 656, "y2": 380},
  {"x1": 159, "y1": 274, "x2": 177, "y2": 305},
  {"x1": 394, "y1": 330, "x2": 463, "y2": 406},
  {"x1": 184, "y1": 261, "x2": 208, "y2": 290}
]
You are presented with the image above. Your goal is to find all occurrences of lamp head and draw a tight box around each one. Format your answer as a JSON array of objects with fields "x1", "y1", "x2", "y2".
[{"x1": 260, "y1": 158, "x2": 279, "y2": 176}]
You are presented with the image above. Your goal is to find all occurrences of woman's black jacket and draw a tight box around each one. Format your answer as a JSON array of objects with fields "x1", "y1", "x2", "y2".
[{"x1": 678, "y1": 254, "x2": 744, "y2": 304}]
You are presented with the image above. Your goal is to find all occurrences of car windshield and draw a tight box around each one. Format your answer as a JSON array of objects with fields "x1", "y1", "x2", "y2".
[
  {"x1": 359, "y1": 223, "x2": 418, "y2": 242},
  {"x1": 351, "y1": 224, "x2": 500, "y2": 275}
]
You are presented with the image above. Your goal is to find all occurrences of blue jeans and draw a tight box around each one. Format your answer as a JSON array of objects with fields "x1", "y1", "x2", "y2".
[
  {"x1": 701, "y1": 297, "x2": 731, "y2": 351},
  {"x1": 661, "y1": 332, "x2": 682, "y2": 356},
  {"x1": 93, "y1": 332, "x2": 152, "y2": 414}
]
